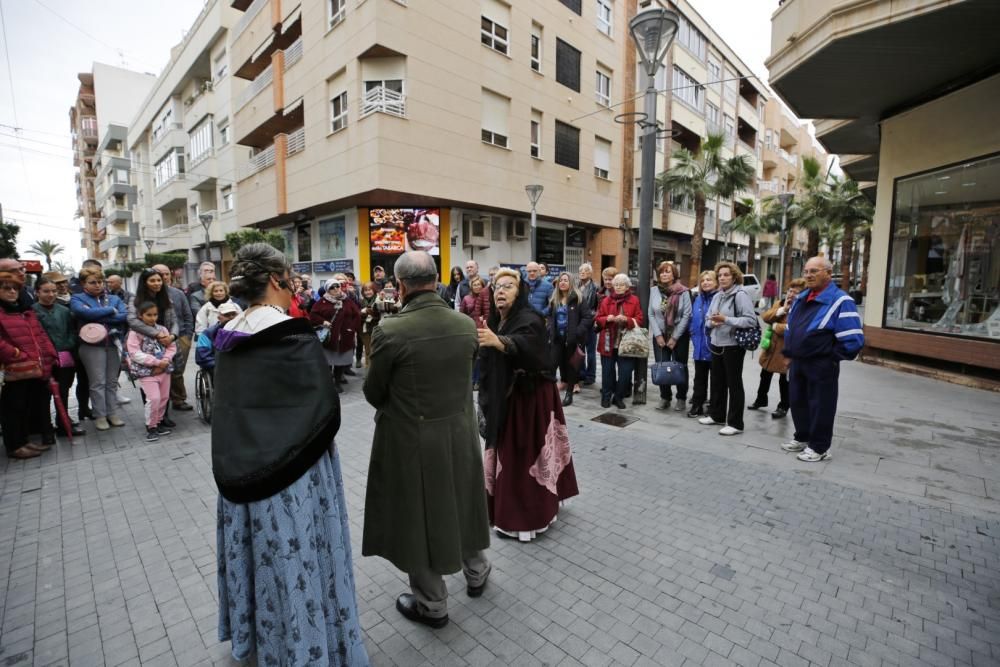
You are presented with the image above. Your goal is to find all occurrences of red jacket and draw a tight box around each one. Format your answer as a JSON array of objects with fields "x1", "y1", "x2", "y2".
[
  {"x1": 309, "y1": 296, "x2": 361, "y2": 354},
  {"x1": 0, "y1": 308, "x2": 59, "y2": 379},
  {"x1": 595, "y1": 294, "x2": 644, "y2": 357},
  {"x1": 460, "y1": 288, "x2": 492, "y2": 328}
]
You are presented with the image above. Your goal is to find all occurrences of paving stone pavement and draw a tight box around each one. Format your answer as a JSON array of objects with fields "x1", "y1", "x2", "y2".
[{"x1": 0, "y1": 361, "x2": 998, "y2": 667}]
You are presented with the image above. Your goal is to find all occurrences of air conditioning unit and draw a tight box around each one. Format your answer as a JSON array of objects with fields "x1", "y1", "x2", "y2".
[
  {"x1": 462, "y1": 216, "x2": 491, "y2": 248},
  {"x1": 507, "y1": 218, "x2": 529, "y2": 241}
]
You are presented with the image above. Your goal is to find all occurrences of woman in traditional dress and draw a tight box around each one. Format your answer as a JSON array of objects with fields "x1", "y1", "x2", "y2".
[
  {"x1": 477, "y1": 268, "x2": 579, "y2": 542},
  {"x1": 212, "y1": 243, "x2": 369, "y2": 666}
]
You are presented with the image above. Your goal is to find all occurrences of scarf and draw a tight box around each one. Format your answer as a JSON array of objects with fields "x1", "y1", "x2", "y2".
[
  {"x1": 658, "y1": 281, "x2": 687, "y2": 329},
  {"x1": 210, "y1": 297, "x2": 227, "y2": 308},
  {"x1": 608, "y1": 290, "x2": 630, "y2": 305}
]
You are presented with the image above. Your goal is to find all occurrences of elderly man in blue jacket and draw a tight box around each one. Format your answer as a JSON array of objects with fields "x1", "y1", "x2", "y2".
[
  {"x1": 523, "y1": 261, "x2": 554, "y2": 317},
  {"x1": 780, "y1": 256, "x2": 864, "y2": 462}
]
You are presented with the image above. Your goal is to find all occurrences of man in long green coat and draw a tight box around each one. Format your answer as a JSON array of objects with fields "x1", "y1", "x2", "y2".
[{"x1": 362, "y1": 250, "x2": 491, "y2": 629}]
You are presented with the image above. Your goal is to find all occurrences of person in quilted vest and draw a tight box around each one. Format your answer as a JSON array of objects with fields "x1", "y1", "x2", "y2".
[
  {"x1": 125, "y1": 302, "x2": 177, "y2": 442},
  {"x1": 0, "y1": 270, "x2": 58, "y2": 459}
]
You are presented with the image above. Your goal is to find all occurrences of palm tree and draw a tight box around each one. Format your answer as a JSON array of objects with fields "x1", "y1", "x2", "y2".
[
  {"x1": 657, "y1": 133, "x2": 756, "y2": 287},
  {"x1": 27, "y1": 239, "x2": 65, "y2": 270},
  {"x1": 796, "y1": 155, "x2": 827, "y2": 258},
  {"x1": 821, "y1": 176, "x2": 873, "y2": 291},
  {"x1": 725, "y1": 197, "x2": 781, "y2": 275}
]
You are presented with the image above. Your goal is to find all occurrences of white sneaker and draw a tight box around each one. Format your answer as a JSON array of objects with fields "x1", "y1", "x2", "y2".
[
  {"x1": 698, "y1": 416, "x2": 724, "y2": 426},
  {"x1": 781, "y1": 439, "x2": 807, "y2": 452},
  {"x1": 116, "y1": 393, "x2": 131, "y2": 405},
  {"x1": 797, "y1": 447, "x2": 831, "y2": 462},
  {"x1": 94, "y1": 417, "x2": 110, "y2": 431},
  {"x1": 719, "y1": 426, "x2": 743, "y2": 436}
]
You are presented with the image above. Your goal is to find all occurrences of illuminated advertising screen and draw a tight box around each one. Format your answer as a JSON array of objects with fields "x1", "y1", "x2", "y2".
[{"x1": 368, "y1": 208, "x2": 441, "y2": 280}]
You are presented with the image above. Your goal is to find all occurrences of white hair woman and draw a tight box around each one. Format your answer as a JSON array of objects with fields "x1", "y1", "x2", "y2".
[{"x1": 594, "y1": 273, "x2": 644, "y2": 409}]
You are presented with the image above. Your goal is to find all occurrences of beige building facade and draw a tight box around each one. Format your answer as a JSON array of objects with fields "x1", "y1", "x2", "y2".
[
  {"x1": 128, "y1": 0, "x2": 241, "y2": 280},
  {"x1": 767, "y1": 0, "x2": 1000, "y2": 376}
]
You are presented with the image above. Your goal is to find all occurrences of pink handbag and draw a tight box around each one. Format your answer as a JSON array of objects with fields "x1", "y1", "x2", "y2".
[
  {"x1": 79, "y1": 323, "x2": 108, "y2": 344},
  {"x1": 57, "y1": 350, "x2": 75, "y2": 367}
]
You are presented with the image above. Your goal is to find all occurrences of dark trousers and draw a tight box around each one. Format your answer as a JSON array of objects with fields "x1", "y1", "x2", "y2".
[
  {"x1": 709, "y1": 345, "x2": 746, "y2": 430},
  {"x1": 554, "y1": 335, "x2": 579, "y2": 388},
  {"x1": 789, "y1": 358, "x2": 839, "y2": 454},
  {"x1": 690, "y1": 360, "x2": 711, "y2": 409},
  {"x1": 601, "y1": 352, "x2": 634, "y2": 401},
  {"x1": 74, "y1": 350, "x2": 91, "y2": 418},
  {"x1": 653, "y1": 334, "x2": 689, "y2": 401},
  {"x1": 2, "y1": 379, "x2": 52, "y2": 454},
  {"x1": 581, "y1": 328, "x2": 597, "y2": 383},
  {"x1": 169, "y1": 336, "x2": 191, "y2": 406},
  {"x1": 754, "y1": 369, "x2": 789, "y2": 409}
]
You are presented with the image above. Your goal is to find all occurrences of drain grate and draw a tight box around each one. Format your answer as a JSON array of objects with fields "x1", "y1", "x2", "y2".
[{"x1": 591, "y1": 412, "x2": 638, "y2": 428}]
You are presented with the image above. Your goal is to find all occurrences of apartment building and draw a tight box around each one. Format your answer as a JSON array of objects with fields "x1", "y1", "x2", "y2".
[
  {"x1": 128, "y1": 0, "x2": 240, "y2": 279},
  {"x1": 229, "y1": 0, "x2": 626, "y2": 283},
  {"x1": 69, "y1": 64, "x2": 156, "y2": 261},
  {"x1": 768, "y1": 0, "x2": 999, "y2": 377}
]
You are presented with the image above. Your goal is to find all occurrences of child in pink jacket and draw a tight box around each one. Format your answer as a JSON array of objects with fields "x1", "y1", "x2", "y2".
[{"x1": 126, "y1": 302, "x2": 177, "y2": 442}]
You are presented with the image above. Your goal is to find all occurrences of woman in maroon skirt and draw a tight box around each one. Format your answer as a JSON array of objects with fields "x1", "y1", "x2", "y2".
[{"x1": 477, "y1": 268, "x2": 579, "y2": 541}]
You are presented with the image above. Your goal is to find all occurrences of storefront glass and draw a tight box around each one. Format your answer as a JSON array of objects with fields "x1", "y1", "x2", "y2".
[
  {"x1": 318, "y1": 215, "x2": 347, "y2": 260},
  {"x1": 885, "y1": 153, "x2": 1000, "y2": 341}
]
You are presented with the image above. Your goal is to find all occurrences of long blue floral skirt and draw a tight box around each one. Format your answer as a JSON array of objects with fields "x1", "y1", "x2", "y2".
[{"x1": 217, "y1": 446, "x2": 370, "y2": 666}]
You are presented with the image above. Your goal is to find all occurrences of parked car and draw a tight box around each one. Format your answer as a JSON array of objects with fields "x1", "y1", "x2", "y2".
[{"x1": 741, "y1": 273, "x2": 762, "y2": 306}]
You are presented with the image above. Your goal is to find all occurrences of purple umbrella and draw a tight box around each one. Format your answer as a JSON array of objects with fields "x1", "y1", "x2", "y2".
[{"x1": 48, "y1": 377, "x2": 75, "y2": 446}]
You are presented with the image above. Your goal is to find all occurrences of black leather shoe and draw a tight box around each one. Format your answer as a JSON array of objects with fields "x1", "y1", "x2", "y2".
[
  {"x1": 747, "y1": 401, "x2": 767, "y2": 411},
  {"x1": 771, "y1": 407, "x2": 788, "y2": 419},
  {"x1": 613, "y1": 398, "x2": 627, "y2": 410},
  {"x1": 42, "y1": 433, "x2": 56, "y2": 445},
  {"x1": 562, "y1": 390, "x2": 573, "y2": 407},
  {"x1": 160, "y1": 417, "x2": 177, "y2": 428},
  {"x1": 344, "y1": 368, "x2": 357, "y2": 377},
  {"x1": 656, "y1": 399, "x2": 671, "y2": 410},
  {"x1": 600, "y1": 398, "x2": 611, "y2": 409},
  {"x1": 686, "y1": 406, "x2": 704, "y2": 418},
  {"x1": 173, "y1": 403, "x2": 194, "y2": 411},
  {"x1": 396, "y1": 594, "x2": 448, "y2": 629},
  {"x1": 467, "y1": 578, "x2": 488, "y2": 598}
]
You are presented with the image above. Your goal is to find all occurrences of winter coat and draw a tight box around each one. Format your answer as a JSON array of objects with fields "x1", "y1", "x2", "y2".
[
  {"x1": 689, "y1": 290, "x2": 716, "y2": 362},
  {"x1": 578, "y1": 280, "x2": 599, "y2": 315},
  {"x1": 194, "y1": 322, "x2": 223, "y2": 370},
  {"x1": 546, "y1": 291, "x2": 593, "y2": 366},
  {"x1": 188, "y1": 286, "x2": 209, "y2": 316},
  {"x1": 70, "y1": 292, "x2": 128, "y2": 344},
  {"x1": 460, "y1": 288, "x2": 492, "y2": 329},
  {"x1": 783, "y1": 283, "x2": 864, "y2": 362},
  {"x1": 525, "y1": 277, "x2": 554, "y2": 317},
  {"x1": 759, "y1": 301, "x2": 791, "y2": 374},
  {"x1": 707, "y1": 286, "x2": 757, "y2": 348},
  {"x1": 195, "y1": 299, "x2": 242, "y2": 335},
  {"x1": 361, "y1": 291, "x2": 490, "y2": 575},
  {"x1": 359, "y1": 296, "x2": 381, "y2": 334},
  {"x1": 648, "y1": 284, "x2": 692, "y2": 342},
  {"x1": 0, "y1": 305, "x2": 58, "y2": 379},
  {"x1": 309, "y1": 296, "x2": 361, "y2": 355},
  {"x1": 167, "y1": 286, "x2": 194, "y2": 338},
  {"x1": 595, "y1": 294, "x2": 644, "y2": 357},
  {"x1": 125, "y1": 325, "x2": 177, "y2": 378},
  {"x1": 32, "y1": 302, "x2": 77, "y2": 352}
]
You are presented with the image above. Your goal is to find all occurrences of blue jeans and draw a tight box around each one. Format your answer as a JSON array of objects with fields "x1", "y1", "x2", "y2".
[
  {"x1": 582, "y1": 328, "x2": 597, "y2": 383},
  {"x1": 601, "y1": 352, "x2": 635, "y2": 402}
]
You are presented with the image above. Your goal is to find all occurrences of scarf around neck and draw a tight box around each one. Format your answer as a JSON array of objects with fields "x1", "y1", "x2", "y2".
[{"x1": 658, "y1": 281, "x2": 686, "y2": 328}]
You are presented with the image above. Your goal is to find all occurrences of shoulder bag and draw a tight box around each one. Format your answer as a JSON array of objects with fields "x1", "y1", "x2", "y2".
[
  {"x1": 651, "y1": 348, "x2": 687, "y2": 386},
  {"x1": 732, "y1": 292, "x2": 762, "y2": 351},
  {"x1": 616, "y1": 302, "x2": 650, "y2": 358},
  {"x1": 3, "y1": 358, "x2": 44, "y2": 382}
]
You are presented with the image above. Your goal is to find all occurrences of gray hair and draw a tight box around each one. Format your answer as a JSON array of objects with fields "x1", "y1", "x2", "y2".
[
  {"x1": 199, "y1": 261, "x2": 215, "y2": 272},
  {"x1": 612, "y1": 273, "x2": 631, "y2": 287},
  {"x1": 394, "y1": 251, "x2": 438, "y2": 289},
  {"x1": 806, "y1": 255, "x2": 833, "y2": 271},
  {"x1": 578, "y1": 262, "x2": 593, "y2": 273}
]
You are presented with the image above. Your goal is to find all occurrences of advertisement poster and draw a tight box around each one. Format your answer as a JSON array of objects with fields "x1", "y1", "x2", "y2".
[
  {"x1": 318, "y1": 216, "x2": 347, "y2": 260},
  {"x1": 368, "y1": 208, "x2": 441, "y2": 279}
]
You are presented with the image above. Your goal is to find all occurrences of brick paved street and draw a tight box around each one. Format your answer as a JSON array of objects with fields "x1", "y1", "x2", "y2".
[{"x1": 1, "y1": 361, "x2": 998, "y2": 666}]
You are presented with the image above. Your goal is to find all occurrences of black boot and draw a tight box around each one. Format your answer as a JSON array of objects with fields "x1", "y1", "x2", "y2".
[
  {"x1": 562, "y1": 390, "x2": 573, "y2": 407},
  {"x1": 747, "y1": 397, "x2": 767, "y2": 410}
]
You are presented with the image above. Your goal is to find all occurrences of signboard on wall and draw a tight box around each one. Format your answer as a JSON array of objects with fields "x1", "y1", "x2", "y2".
[
  {"x1": 291, "y1": 262, "x2": 312, "y2": 274},
  {"x1": 536, "y1": 227, "x2": 565, "y2": 266},
  {"x1": 566, "y1": 228, "x2": 587, "y2": 248},
  {"x1": 368, "y1": 208, "x2": 441, "y2": 277},
  {"x1": 313, "y1": 259, "x2": 354, "y2": 273}
]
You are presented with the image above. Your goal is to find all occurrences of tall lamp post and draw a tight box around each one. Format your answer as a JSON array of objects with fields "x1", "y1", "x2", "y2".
[
  {"x1": 198, "y1": 212, "x2": 214, "y2": 264},
  {"x1": 525, "y1": 184, "x2": 544, "y2": 262},
  {"x1": 776, "y1": 193, "x2": 794, "y2": 296},
  {"x1": 629, "y1": 7, "x2": 678, "y2": 405}
]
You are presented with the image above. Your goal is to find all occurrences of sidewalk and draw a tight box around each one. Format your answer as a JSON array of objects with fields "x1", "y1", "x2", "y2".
[{"x1": 0, "y1": 360, "x2": 998, "y2": 666}]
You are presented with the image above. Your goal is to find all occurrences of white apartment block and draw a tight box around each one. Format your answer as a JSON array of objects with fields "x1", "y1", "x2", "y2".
[
  {"x1": 229, "y1": 0, "x2": 628, "y2": 283},
  {"x1": 128, "y1": 0, "x2": 241, "y2": 278}
]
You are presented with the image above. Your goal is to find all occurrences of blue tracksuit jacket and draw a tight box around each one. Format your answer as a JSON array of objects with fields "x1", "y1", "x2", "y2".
[{"x1": 782, "y1": 282, "x2": 864, "y2": 362}]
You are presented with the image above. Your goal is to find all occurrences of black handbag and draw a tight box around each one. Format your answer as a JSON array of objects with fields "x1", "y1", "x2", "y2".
[
  {"x1": 734, "y1": 324, "x2": 762, "y2": 351},
  {"x1": 651, "y1": 349, "x2": 687, "y2": 386}
]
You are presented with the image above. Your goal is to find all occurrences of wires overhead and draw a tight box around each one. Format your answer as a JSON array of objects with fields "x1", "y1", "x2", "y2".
[{"x1": 0, "y1": 0, "x2": 34, "y2": 203}]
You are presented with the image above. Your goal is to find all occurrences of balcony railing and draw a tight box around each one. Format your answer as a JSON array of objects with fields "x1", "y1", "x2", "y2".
[
  {"x1": 284, "y1": 37, "x2": 303, "y2": 71},
  {"x1": 235, "y1": 63, "x2": 274, "y2": 112},
  {"x1": 233, "y1": 0, "x2": 267, "y2": 40},
  {"x1": 758, "y1": 180, "x2": 779, "y2": 194},
  {"x1": 778, "y1": 148, "x2": 798, "y2": 166},
  {"x1": 240, "y1": 144, "x2": 276, "y2": 180},
  {"x1": 286, "y1": 127, "x2": 305, "y2": 156},
  {"x1": 361, "y1": 86, "x2": 406, "y2": 119}
]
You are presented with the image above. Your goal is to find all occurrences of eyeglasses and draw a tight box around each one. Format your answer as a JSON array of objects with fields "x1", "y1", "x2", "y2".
[
  {"x1": 0, "y1": 284, "x2": 18, "y2": 291},
  {"x1": 494, "y1": 282, "x2": 517, "y2": 291},
  {"x1": 803, "y1": 268, "x2": 828, "y2": 275}
]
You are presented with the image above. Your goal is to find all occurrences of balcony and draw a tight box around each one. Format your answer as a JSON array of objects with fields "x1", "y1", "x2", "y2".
[
  {"x1": 98, "y1": 209, "x2": 132, "y2": 232},
  {"x1": 361, "y1": 86, "x2": 406, "y2": 119},
  {"x1": 235, "y1": 63, "x2": 274, "y2": 112},
  {"x1": 285, "y1": 126, "x2": 305, "y2": 157},
  {"x1": 233, "y1": 0, "x2": 300, "y2": 82},
  {"x1": 97, "y1": 124, "x2": 127, "y2": 154},
  {"x1": 232, "y1": 0, "x2": 269, "y2": 41},
  {"x1": 758, "y1": 179, "x2": 779, "y2": 195},
  {"x1": 99, "y1": 223, "x2": 140, "y2": 253},
  {"x1": 153, "y1": 174, "x2": 189, "y2": 211},
  {"x1": 189, "y1": 151, "x2": 218, "y2": 191},
  {"x1": 238, "y1": 144, "x2": 276, "y2": 181},
  {"x1": 152, "y1": 124, "x2": 187, "y2": 161}
]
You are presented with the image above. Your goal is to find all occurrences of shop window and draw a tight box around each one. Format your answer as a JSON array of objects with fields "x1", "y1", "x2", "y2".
[
  {"x1": 885, "y1": 153, "x2": 1000, "y2": 340},
  {"x1": 318, "y1": 215, "x2": 347, "y2": 259}
]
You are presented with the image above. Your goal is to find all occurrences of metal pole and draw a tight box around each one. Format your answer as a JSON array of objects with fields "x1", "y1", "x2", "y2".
[
  {"x1": 633, "y1": 70, "x2": 658, "y2": 406},
  {"x1": 529, "y1": 205, "x2": 537, "y2": 263},
  {"x1": 778, "y1": 207, "x2": 788, "y2": 297}
]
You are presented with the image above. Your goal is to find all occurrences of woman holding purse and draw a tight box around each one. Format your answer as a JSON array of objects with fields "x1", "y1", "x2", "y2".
[
  {"x1": 546, "y1": 272, "x2": 593, "y2": 407},
  {"x1": 749, "y1": 278, "x2": 806, "y2": 419},
  {"x1": 33, "y1": 277, "x2": 85, "y2": 438},
  {"x1": 1, "y1": 271, "x2": 59, "y2": 459},
  {"x1": 308, "y1": 276, "x2": 361, "y2": 391},
  {"x1": 648, "y1": 261, "x2": 692, "y2": 412},
  {"x1": 595, "y1": 273, "x2": 643, "y2": 410},
  {"x1": 70, "y1": 267, "x2": 128, "y2": 432}
]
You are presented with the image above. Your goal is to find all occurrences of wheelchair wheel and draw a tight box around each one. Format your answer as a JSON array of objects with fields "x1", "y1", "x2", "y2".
[{"x1": 195, "y1": 369, "x2": 213, "y2": 424}]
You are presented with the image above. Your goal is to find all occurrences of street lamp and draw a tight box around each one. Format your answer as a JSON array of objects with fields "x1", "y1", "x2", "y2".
[
  {"x1": 525, "y1": 184, "x2": 544, "y2": 262},
  {"x1": 776, "y1": 193, "x2": 794, "y2": 296},
  {"x1": 629, "y1": 7, "x2": 678, "y2": 406},
  {"x1": 198, "y1": 212, "x2": 214, "y2": 263}
]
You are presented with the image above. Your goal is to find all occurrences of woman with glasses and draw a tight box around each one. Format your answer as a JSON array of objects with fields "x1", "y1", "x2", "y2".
[
  {"x1": 70, "y1": 267, "x2": 128, "y2": 432},
  {"x1": 308, "y1": 274, "x2": 361, "y2": 391},
  {"x1": 478, "y1": 269, "x2": 579, "y2": 542}
]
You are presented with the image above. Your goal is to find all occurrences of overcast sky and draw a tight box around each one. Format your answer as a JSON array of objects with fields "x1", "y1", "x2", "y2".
[{"x1": 0, "y1": 0, "x2": 782, "y2": 270}]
